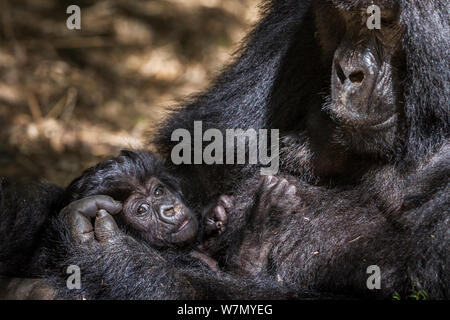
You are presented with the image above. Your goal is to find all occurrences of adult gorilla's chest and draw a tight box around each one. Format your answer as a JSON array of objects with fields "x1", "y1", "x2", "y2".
[{"x1": 254, "y1": 189, "x2": 407, "y2": 296}]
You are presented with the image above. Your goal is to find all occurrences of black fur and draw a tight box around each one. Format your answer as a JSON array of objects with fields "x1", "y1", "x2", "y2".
[
  {"x1": 61, "y1": 150, "x2": 184, "y2": 207},
  {"x1": 0, "y1": 0, "x2": 448, "y2": 299},
  {"x1": 0, "y1": 178, "x2": 63, "y2": 276}
]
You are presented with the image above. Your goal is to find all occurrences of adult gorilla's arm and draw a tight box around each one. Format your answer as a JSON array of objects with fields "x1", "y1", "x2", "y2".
[
  {"x1": 151, "y1": 0, "x2": 319, "y2": 207},
  {"x1": 50, "y1": 196, "x2": 293, "y2": 300},
  {"x1": 0, "y1": 178, "x2": 63, "y2": 299},
  {"x1": 398, "y1": 144, "x2": 450, "y2": 298}
]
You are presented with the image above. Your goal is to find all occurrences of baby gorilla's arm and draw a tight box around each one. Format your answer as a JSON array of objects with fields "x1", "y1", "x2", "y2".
[
  {"x1": 0, "y1": 196, "x2": 123, "y2": 300},
  {"x1": 200, "y1": 195, "x2": 233, "y2": 251},
  {"x1": 189, "y1": 250, "x2": 219, "y2": 271}
]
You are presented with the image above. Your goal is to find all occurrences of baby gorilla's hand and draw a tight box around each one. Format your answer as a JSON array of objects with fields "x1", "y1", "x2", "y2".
[
  {"x1": 204, "y1": 195, "x2": 233, "y2": 236},
  {"x1": 59, "y1": 195, "x2": 123, "y2": 244}
]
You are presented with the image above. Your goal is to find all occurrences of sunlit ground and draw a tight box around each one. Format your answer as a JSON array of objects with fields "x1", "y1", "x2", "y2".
[{"x1": 0, "y1": 0, "x2": 260, "y2": 185}]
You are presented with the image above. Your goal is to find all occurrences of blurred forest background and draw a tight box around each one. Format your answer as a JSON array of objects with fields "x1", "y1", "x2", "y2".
[{"x1": 0, "y1": 0, "x2": 260, "y2": 186}]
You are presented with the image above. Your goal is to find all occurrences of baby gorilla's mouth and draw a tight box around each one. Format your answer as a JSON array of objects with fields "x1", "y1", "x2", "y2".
[
  {"x1": 170, "y1": 215, "x2": 198, "y2": 244},
  {"x1": 177, "y1": 218, "x2": 191, "y2": 232}
]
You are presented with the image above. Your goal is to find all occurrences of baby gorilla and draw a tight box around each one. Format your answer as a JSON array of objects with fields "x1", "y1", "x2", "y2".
[{"x1": 61, "y1": 150, "x2": 222, "y2": 269}]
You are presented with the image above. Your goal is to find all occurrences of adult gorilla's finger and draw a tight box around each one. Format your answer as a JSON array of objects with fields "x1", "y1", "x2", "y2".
[
  {"x1": 63, "y1": 207, "x2": 95, "y2": 243},
  {"x1": 259, "y1": 175, "x2": 279, "y2": 190},
  {"x1": 257, "y1": 175, "x2": 281, "y2": 200},
  {"x1": 60, "y1": 196, "x2": 122, "y2": 243},
  {"x1": 65, "y1": 195, "x2": 122, "y2": 218},
  {"x1": 94, "y1": 209, "x2": 120, "y2": 243}
]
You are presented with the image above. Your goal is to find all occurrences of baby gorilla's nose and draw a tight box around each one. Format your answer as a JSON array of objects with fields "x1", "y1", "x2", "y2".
[{"x1": 160, "y1": 204, "x2": 176, "y2": 218}]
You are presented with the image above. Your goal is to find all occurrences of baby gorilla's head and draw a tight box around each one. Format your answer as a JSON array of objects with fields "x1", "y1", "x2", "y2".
[
  {"x1": 121, "y1": 176, "x2": 198, "y2": 245},
  {"x1": 62, "y1": 150, "x2": 198, "y2": 247}
]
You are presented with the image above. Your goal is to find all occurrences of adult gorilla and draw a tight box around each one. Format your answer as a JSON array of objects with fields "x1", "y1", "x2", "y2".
[
  {"x1": 155, "y1": 0, "x2": 448, "y2": 201},
  {"x1": 1, "y1": 0, "x2": 449, "y2": 299},
  {"x1": 151, "y1": 0, "x2": 449, "y2": 297}
]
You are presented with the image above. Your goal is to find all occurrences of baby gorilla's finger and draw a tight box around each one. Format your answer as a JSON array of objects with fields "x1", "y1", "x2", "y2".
[
  {"x1": 205, "y1": 217, "x2": 219, "y2": 234},
  {"x1": 218, "y1": 195, "x2": 234, "y2": 212},
  {"x1": 213, "y1": 204, "x2": 227, "y2": 226},
  {"x1": 205, "y1": 204, "x2": 227, "y2": 235},
  {"x1": 94, "y1": 209, "x2": 120, "y2": 243}
]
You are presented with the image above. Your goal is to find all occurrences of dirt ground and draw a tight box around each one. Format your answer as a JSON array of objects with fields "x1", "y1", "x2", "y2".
[{"x1": 0, "y1": 0, "x2": 260, "y2": 186}]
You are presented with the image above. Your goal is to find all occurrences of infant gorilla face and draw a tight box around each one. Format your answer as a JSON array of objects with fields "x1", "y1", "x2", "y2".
[{"x1": 122, "y1": 177, "x2": 198, "y2": 245}]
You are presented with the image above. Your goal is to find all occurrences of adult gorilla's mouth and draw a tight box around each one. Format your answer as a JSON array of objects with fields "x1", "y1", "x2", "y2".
[
  {"x1": 365, "y1": 113, "x2": 398, "y2": 130},
  {"x1": 328, "y1": 102, "x2": 398, "y2": 131}
]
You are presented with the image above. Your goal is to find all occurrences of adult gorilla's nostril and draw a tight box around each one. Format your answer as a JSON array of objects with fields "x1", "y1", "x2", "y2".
[
  {"x1": 335, "y1": 62, "x2": 347, "y2": 84},
  {"x1": 349, "y1": 71, "x2": 365, "y2": 83}
]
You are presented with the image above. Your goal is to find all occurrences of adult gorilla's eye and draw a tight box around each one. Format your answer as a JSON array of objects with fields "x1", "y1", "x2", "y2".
[
  {"x1": 154, "y1": 185, "x2": 164, "y2": 197},
  {"x1": 137, "y1": 203, "x2": 150, "y2": 215}
]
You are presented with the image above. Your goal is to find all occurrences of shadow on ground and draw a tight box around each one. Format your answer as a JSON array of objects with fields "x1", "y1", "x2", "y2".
[{"x1": 0, "y1": 0, "x2": 259, "y2": 185}]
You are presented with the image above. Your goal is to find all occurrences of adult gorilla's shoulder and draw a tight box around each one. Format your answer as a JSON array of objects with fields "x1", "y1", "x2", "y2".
[{"x1": 398, "y1": 0, "x2": 449, "y2": 160}]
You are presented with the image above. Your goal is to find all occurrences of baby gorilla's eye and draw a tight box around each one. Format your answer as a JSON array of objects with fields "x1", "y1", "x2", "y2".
[
  {"x1": 154, "y1": 185, "x2": 165, "y2": 197},
  {"x1": 137, "y1": 203, "x2": 150, "y2": 215}
]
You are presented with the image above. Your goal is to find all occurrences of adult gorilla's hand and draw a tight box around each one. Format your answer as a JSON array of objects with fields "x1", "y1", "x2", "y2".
[
  {"x1": 254, "y1": 175, "x2": 301, "y2": 218},
  {"x1": 0, "y1": 196, "x2": 123, "y2": 301},
  {"x1": 59, "y1": 195, "x2": 123, "y2": 244}
]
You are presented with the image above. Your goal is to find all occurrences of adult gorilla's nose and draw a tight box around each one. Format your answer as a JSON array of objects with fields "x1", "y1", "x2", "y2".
[
  {"x1": 334, "y1": 61, "x2": 365, "y2": 85},
  {"x1": 331, "y1": 37, "x2": 379, "y2": 116}
]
